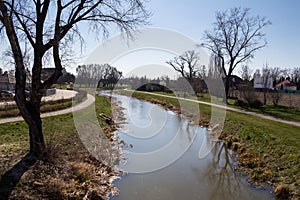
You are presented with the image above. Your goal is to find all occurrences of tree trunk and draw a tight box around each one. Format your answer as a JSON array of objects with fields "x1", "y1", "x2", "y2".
[
  {"x1": 0, "y1": 2, "x2": 46, "y2": 158},
  {"x1": 27, "y1": 104, "x2": 45, "y2": 157},
  {"x1": 224, "y1": 76, "x2": 231, "y2": 103},
  {"x1": 263, "y1": 89, "x2": 267, "y2": 105},
  {"x1": 16, "y1": 96, "x2": 45, "y2": 158}
]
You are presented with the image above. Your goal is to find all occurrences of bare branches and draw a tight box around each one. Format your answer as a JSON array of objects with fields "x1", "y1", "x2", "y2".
[
  {"x1": 43, "y1": 0, "x2": 150, "y2": 52},
  {"x1": 166, "y1": 50, "x2": 201, "y2": 83},
  {"x1": 0, "y1": 0, "x2": 149, "y2": 106},
  {"x1": 202, "y1": 7, "x2": 271, "y2": 98},
  {"x1": 203, "y1": 7, "x2": 270, "y2": 69},
  {"x1": 13, "y1": 11, "x2": 35, "y2": 47},
  {"x1": 240, "y1": 65, "x2": 252, "y2": 81}
]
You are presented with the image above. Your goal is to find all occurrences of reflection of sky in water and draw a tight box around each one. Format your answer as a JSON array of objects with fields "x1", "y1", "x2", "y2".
[
  {"x1": 108, "y1": 94, "x2": 273, "y2": 200},
  {"x1": 121, "y1": 97, "x2": 168, "y2": 139}
]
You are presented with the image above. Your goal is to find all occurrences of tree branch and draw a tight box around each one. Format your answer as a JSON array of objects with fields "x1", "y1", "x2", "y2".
[{"x1": 13, "y1": 11, "x2": 35, "y2": 47}]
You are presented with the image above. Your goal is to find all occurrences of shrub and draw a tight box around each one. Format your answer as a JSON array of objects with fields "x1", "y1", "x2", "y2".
[
  {"x1": 249, "y1": 100, "x2": 263, "y2": 109},
  {"x1": 239, "y1": 86, "x2": 262, "y2": 108},
  {"x1": 234, "y1": 99, "x2": 248, "y2": 108},
  {"x1": 268, "y1": 91, "x2": 282, "y2": 106}
]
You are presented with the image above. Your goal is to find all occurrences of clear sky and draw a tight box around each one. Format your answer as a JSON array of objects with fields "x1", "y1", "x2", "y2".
[
  {"x1": 78, "y1": 0, "x2": 300, "y2": 77},
  {"x1": 1, "y1": 0, "x2": 299, "y2": 76},
  {"x1": 147, "y1": 0, "x2": 300, "y2": 69}
]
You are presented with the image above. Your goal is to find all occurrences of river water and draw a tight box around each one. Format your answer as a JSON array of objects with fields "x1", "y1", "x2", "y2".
[{"x1": 108, "y1": 94, "x2": 273, "y2": 200}]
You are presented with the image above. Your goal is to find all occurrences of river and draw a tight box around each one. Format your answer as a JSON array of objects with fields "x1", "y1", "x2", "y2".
[{"x1": 107, "y1": 94, "x2": 273, "y2": 200}]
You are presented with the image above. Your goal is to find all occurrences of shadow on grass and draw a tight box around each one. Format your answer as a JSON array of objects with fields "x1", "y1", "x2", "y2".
[{"x1": 0, "y1": 153, "x2": 37, "y2": 200}]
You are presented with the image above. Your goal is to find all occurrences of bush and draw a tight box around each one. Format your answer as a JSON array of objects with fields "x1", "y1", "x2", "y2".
[
  {"x1": 234, "y1": 99, "x2": 248, "y2": 108},
  {"x1": 268, "y1": 91, "x2": 282, "y2": 106},
  {"x1": 239, "y1": 86, "x2": 263, "y2": 109},
  {"x1": 249, "y1": 100, "x2": 263, "y2": 109}
]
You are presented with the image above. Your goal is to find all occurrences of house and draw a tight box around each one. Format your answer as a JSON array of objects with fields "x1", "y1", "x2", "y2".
[
  {"x1": 41, "y1": 68, "x2": 67, "y2": 82},
  {"x1": 275, "y1": 79, "x2": 297, "y2": 91},
  {"x1": 0, "y1": 71, "x2": 15, "y2": 91},
  {"x1": 229, "y1": 75, "x2": 247, "y2": 90},
  {"x1": 253, "y1": 76, "x2": 273, "y2": 89}
]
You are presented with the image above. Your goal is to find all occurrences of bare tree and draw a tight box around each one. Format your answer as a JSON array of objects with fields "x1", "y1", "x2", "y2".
[
  {"x1": 262, "y1": 64, "x2": 271, "y2": 105},
  {"x1": 202, "y1": 7, "x2": 271, "y2": 101},
  {"x1": 208, "y1": 53, "x2": 224, "y2": 79},
  {"x1": 290, "y1": 67, "x2": 300, "y2": 84},
  {"x1": 166, "y1": 50, "x2": 201, "y2": 89},
  {"x1": 268, "y1": 67, "x2": 283, "y2": 87},
  {"x1": 240, "y1": 65, "x2": 253, "y2": 81},
  {"x1": 0, "y1": 0, "x2": 149, "y2": 157}
]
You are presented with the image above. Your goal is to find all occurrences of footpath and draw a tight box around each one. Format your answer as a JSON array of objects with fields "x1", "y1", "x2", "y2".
[
  {"x1": 0, "y1": 90, "x2": 95, "y2": 124},
  {"x1": 135, "y1": 90, "x2": 300, "y2": 127}
]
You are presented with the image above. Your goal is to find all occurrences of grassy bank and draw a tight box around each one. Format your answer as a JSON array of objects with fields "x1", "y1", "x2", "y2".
[
  {"x1": 118, "y1": 90, "x2": 299, "y2": 199},
  {"x1": 237, "y1": 105, "x2": 300, "y2": 122},
  {"x1": 0, "y1": 95, "x2": 120, "y2": 199},
  {"x1": 148, "y1": 91, "x2": 300, "y2": 123}
]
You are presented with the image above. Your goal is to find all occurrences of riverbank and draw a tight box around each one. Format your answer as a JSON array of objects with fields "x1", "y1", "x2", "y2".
[
  {"x1": 0, "y1": 95, "x2": 122, "y2": 199},
  {"x1": 116, "y1": 90, "x2": 299, "y2": 200}
]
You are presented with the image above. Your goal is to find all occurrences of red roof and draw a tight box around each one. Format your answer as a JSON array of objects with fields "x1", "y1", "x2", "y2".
[{"x1": 275, "y1": 80, "x2": 296, "y2": 88}]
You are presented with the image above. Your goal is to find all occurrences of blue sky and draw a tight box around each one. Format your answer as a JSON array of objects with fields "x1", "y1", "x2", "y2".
[
  {"x1": 1, "y1": 0, "x2": 299, "y2": 76},
  {"x1": 146, "y1": 0, "x2": 300, "y2": 70},
  {"x1": 79, "y1": 0, "x2": 300, "y2": 76}
]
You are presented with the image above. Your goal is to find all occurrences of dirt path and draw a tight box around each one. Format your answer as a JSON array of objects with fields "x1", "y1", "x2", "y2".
[
  {"x1": 135, "y1": 90, "x2": 300, "y2": 127},
  {"x1": 0, "y1": 94, "x2": 95, "y2": 124}
]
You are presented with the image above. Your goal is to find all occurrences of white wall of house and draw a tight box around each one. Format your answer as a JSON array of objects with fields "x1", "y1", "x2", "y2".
[{"x1": 254, "y1": 77, "x2": 273, "y2": 89}]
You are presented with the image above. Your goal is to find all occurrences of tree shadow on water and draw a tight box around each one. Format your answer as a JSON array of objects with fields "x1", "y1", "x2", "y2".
[{"x1": 0, "y1": 153, "x2": 37, "y2": 200}]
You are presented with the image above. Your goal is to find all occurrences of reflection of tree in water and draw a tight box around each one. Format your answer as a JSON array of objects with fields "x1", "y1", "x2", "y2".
[
  {"x1": 193, "y1": 141, "x2": 259, "y2": 200},
  {"x1": 207, "y1": 142, "x2": 241, "y2": 199}
]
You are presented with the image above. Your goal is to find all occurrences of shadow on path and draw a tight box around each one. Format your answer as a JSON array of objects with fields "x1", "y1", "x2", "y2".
[{"x1": 0, "y1": 153, "x2": 37, "y2": 200}]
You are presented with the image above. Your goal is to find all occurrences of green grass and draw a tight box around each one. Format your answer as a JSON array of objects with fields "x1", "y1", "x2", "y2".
[
  {"x1": 148, "y1": 91, "x2": 300, "y2": 123},
  {"x1": 53, "y1": 84, "x2": 68, "y2": 90},
  {"x1": 153, "y1": 91, "x2": 212, "y2": 102},
  {"x1": 224, "y1": 111, "x2": 299, "y2": 183},
  {"x1": 240, "y1": 105, "x2": 300, "y2": 122}
]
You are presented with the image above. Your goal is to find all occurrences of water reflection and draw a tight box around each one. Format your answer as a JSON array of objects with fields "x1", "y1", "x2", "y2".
[{"x1": 103, "y1": 93, "x2": 273, "y2": 200}]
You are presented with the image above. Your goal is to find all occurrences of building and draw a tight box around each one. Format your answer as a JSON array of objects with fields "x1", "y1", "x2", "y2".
[
  {"x1": 253, "y1": 76, "x2": 273, "y2": 89},
  {"x1": 275, "y1": 79, "x2": 297, "y2": 91},
  {"x1": 41, "y1": 68, "x2": 67, "y2": 82},
  {"x1": 0, "y1": 71, "x2": 15, "y2": 91}
]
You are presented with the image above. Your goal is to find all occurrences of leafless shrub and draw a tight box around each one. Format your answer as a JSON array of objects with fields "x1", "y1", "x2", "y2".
[
  {"x1": 239, "y1": 86, "x2": 262, "y2": 108},
  {"x1": 268, "y1": 91, "x2": 282, "y2": 106}
]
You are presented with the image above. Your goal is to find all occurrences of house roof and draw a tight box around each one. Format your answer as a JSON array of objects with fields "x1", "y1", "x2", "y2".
[{"x1": 275, "y1": 80, "x2": 296, "y2": 88}]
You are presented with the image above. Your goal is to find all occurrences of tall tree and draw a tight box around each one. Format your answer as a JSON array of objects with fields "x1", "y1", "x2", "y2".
[
  {"x1": 208, "y1": 53, "x2": 224, "y2": 79},
  {"x1": 262, "y1": 63, "x2": 271, "y2": 105},
  {"x1": 0, "y1": 0, "x2": 149, "y2": 157},
  {"x1": 202, "y1": 7, "x2": 271, "y2": 101},
  {"x1": 269, "y1": 67, "x2": 282, "y2": 85},
  {"x1": 240, "y1": 65, "x2": 253, "y2": 81}
]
